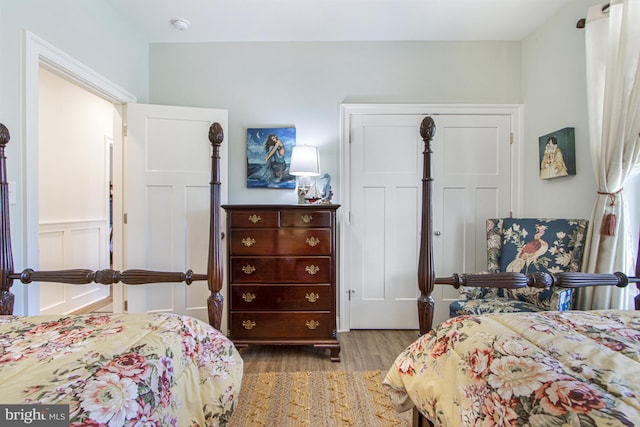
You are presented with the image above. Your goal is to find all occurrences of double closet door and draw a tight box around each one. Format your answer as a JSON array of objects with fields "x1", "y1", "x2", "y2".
[{"x1": 345, "y1": 107, "x2": 516, "y2": 329}]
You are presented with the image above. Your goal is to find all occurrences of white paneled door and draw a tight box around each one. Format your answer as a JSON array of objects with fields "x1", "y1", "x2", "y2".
[
  {"x1": 348, "y1": 112, "x2": 512, "y2": 329},
  {"x1": 124, "y1": 103, "x2": 228, "y2": 324}
]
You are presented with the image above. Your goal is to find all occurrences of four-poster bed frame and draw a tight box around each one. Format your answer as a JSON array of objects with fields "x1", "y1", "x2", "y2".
[
  {"x1": 415, "y1": 116, "x2": 639, "y2": 336},
  {"x1": 0, "y1": 122, "x2": 243, "y2": 426},
  {"x1": 395, "y1": 116, "x2": 640, "y2": 427},
  {"x1": 0, "y1": 122, "x2": 226, "y2": 327},
  {"x1": 2, "y1": 113, "x2": 639, "y2": 426}
]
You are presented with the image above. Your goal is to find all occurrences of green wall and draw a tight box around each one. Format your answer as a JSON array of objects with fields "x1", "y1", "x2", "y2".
[
  {"x1": 149, "y1": 41, "x2": 521, "y2": 204},
  {"x1": 0, "y1": 0, "x2": 609, "y2": 314}
]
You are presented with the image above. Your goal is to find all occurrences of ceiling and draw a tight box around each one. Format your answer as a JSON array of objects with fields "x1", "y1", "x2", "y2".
[{"x1": 106, "y1": 0, "x2": 573, "y2": 43}]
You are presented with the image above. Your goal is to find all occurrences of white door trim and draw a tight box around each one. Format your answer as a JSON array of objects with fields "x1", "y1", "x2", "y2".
[
  {"x1": 23, "y1": 30, "x2": 136, "y2": 315},
  {"x1": 338, "y1": 103, "x2": 524, "y2": 332}
]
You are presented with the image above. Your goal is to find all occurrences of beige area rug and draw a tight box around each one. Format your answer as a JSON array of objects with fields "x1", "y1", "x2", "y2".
[{"x1": 228, "y1": 370, "x2": 412, "y2": 426}]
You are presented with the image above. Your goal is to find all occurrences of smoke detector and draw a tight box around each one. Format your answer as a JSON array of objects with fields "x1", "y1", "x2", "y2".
[{"x1": 170, "y1": 18, "x2": 191, "y2": 31}]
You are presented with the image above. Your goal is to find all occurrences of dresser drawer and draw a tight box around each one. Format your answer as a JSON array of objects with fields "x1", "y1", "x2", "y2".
[
  {"x1": 230, "y1": 257, "x2": 331, "y2": 283},
  {"x1": 280, "y1": 210, "x2": 331, "y2": 227},
  {"x1": 228, "y1": 210, "x2": 279, "y2": 228},
  {"x1": 230, "y1": 285, "x2": 331, "y2": 310},
  {"x1": 230, "y1": 312, "x2": 333, "y2": 339},
  {"x1": 228, "y1": 229, "x2": 332, "y2": 255}
]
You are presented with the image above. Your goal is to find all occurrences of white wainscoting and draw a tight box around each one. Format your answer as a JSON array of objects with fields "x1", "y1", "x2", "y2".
[{"x1": 39, "y1": 219, "x2": 111, "y2": 314}]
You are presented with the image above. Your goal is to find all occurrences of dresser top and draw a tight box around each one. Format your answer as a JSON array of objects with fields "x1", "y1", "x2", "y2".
[{"x1": 222, "y1": 204, "x2": 340, "y2": 211}]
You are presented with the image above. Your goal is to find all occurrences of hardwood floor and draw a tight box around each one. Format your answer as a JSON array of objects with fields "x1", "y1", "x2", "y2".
[
  {"x1": 238, "y1": 329, "x2": 420, "y2": 374},
  {"x1": 86, "y1": 304, "x2": 417, "y2": 374}
]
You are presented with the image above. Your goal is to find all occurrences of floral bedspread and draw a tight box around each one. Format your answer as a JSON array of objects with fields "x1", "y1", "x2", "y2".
[
  {"x1": 0, "y1": 312, "x2": 243, "y2": 426},
  {"x1": 383, "y1": 310, "x2": 640, "y2": 426}
]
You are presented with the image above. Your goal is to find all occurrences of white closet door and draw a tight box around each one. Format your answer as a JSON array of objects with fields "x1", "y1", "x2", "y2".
[{"x1": 348, "y1": 113, "x2": 512, "y2": 329}]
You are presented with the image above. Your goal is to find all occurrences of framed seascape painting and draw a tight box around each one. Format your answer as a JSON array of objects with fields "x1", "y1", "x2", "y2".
[
  {"x1": 538, "y1": 127, "x2": 576, "y2": 180},
  {"x1": 246, "y1": 127, "x2": 297, "y2": 189}
]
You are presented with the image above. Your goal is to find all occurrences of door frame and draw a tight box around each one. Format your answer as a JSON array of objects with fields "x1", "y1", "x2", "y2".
[
  {"x1": 24, "y1": 31, "x2": 136, "y2": 315},
  {"x1": 338, "y1": 103, "x2": 524, "y2": 331}
]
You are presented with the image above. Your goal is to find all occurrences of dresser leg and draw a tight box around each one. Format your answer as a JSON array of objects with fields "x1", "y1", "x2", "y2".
[
  {"x1": 233, "y1": 343, "x2": 249, "y2": 351},
  {"x1": 315, "y1": 344, "x2": 341, "y2": 362}
]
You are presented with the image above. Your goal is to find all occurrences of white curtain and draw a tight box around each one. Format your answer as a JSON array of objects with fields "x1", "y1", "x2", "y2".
[{"x1": 581, "y1": 0, "x2": 640, "y2": 309}]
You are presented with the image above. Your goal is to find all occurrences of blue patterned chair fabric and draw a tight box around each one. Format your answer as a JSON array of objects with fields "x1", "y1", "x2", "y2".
[{"x1": 449, "y1": 218, "x2": 588, "y2": 317}]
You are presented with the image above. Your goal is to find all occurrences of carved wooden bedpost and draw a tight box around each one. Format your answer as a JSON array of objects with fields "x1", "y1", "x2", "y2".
[
  {"x1": 207, "y1": 123, "x2": 224, "y2": 329},
  {"x1": 417, "y1": 117, "x2": 436, "y2": 335},
  {"x1": 0, "y1": 124, "x2": 14, "y2": 315}
]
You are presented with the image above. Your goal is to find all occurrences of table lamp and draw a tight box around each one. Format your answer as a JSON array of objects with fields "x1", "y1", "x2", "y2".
[{"x1": 289, "y1": 145, "x2": 321, "y2": 204}]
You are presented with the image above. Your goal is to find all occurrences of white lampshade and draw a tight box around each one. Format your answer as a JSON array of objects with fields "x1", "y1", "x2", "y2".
[{"x1": 290, "y1": 145, "x2": 320, "y2": 176}]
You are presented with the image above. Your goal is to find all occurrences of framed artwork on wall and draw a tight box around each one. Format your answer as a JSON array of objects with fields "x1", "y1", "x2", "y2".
[
  {"x1": 246, "y1": 127, "x2": 297, "y2": 189},
  {"x1": 539, "y1": 127, "x2": 576, "y2": 180}
]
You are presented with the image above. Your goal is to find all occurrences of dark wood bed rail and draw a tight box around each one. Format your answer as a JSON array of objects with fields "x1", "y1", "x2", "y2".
[
  {"x1": 532, "y1": 271, "x2": 640, "y2": 310},
  {"x1": 7, "y1": 268, "x2": 207, "y2": 286},
  {"x1": 433, "y1": 271, "x2": 640, "y2": 310},
  {"x1": 0, "y1": 122, "x2": 225, "y2": 330},
  {"x1": 433, "y1": 272, "x2": 531, "y2": 290}
]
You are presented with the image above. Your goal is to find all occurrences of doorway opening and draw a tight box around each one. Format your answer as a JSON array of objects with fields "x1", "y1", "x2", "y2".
[
  {"x1": 24, "y1": 31, "x2": 136, "y2": 316},
  {"x1": 38, "y1": 66, "x2": 114, "y2": 314}
]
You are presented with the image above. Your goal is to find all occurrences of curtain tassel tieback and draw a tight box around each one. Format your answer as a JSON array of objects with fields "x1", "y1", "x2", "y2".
[{"x1": 597, "y1": 189, "x2": 622, "y2": 236}]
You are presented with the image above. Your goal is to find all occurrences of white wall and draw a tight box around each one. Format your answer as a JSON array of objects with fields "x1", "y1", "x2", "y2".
[
  {"x1": 521, "y1": 0, "x2": 601, "y2": 219},
  {"x1": 148, "y1": 41, "x2": 522, "y2": 205},
  {"x1": 39, "y1": 67, "x2": 113, "y2": 223},
  {"x1": 0, "y1": 0, "x2": 149, "y2": 315}
]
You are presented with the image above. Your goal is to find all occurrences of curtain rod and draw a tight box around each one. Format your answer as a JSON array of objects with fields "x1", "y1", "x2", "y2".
[{"x1": 576, "y1": 3, "x2": 610, "y2": 28}]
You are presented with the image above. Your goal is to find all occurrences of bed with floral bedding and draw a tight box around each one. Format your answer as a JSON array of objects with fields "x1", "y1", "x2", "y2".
[
  {"x1": 0, "y1": 312, "x2": 243, "y2": 426},
  {"x1": 0, "y1": 122, "x2": 244, "y2": 425},
  {"x1": 383, "y1": 309, "x2": 640, "y2": 426}
]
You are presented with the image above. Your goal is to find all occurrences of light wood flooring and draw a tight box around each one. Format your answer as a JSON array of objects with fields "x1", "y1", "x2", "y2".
[
  {"x1": 237, "y1": 330, "x2": 420, "y2": 374},
  {"x1": 86, "y1": 303, "x2": 418, "y2": 374}
]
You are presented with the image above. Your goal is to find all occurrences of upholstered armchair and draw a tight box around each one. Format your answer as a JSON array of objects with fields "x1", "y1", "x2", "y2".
[{"x1": 449, "y1": 218, "x2": 588, "y2": 317}]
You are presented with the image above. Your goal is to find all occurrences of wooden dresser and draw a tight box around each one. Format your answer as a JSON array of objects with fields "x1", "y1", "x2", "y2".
[{"x1": 222, "y1": 204, "x2": 341, "y2": 362}]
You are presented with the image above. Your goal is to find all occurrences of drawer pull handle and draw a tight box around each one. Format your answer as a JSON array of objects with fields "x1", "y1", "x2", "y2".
[
  {"x1": 306, "y1": 237, "x2": 320, "y2": 247},
  {"x1": 301, "y1": 214, "x2": 313, "y2": 224},
  {"x1": 242, "y1": 265, "x2": 256, "y2": 275},
  {"x1": 242, "y1": 292, "x2": 256, "y2": 302},
  {"x1": 242, "y1": 237, "x2": 256, "y2": 247},
  {"x1": 305, "y1": 293, "x2": 320, "y2": 303},
  {"x1": 248, "y1": 214, "x2": 262, "y2": 224},
  {"x1": 305, "y1": 265, "x2": 320, "y2": 275},
  {"x1": 305, "y1": 320, "x2": 320, "y2": 330},
  {"x1": 242, "y1": 320, "x2": 256, "y2": 330}
]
